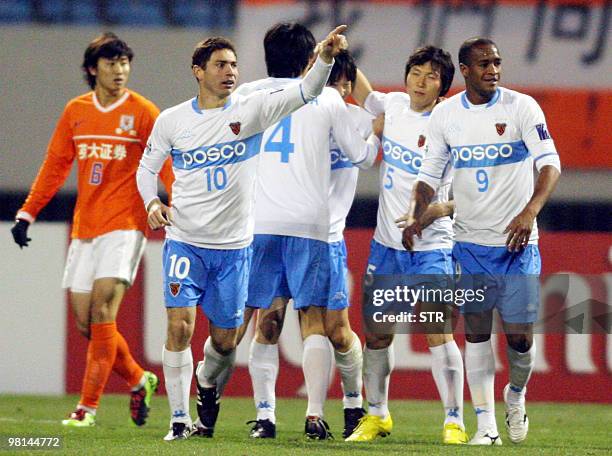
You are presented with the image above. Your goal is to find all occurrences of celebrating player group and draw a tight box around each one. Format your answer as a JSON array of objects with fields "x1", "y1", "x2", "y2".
[{"x1": 11, "y1": 16, "x2": 560, "y2": 447}]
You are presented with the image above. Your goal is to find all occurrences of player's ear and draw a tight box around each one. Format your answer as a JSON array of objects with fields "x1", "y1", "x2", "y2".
[
  {"x1": 88, "y1": 65, "x2": 97, "y2": 77},
  {"x1": 459, "y1": 63, "x2": 469, "y2": 78},
  {"x1": 192, "y1": 65, "x2": 202, "y2": 81}
]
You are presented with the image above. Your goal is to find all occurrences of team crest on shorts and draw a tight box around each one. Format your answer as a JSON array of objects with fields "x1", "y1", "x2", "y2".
[
  {"x1": 495, "y1": 123, "x2": 506, "y2": 136},
  {"x1": 169, "y1": 282, "x2": 181, "y2": 297},
  {"x1": 229, "y1": 122, "x2": 241, "y2": 135},
  {"x1": 418, "y1": 134, "x2": 426, "y2": 148}
]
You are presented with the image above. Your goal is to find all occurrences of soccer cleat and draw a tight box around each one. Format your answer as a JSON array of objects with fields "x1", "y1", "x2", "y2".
[
  {"x1": 468, "y1": 429, "x2": 502, "y2": 445},
  {"x1": 247, "y1": 419, "x2": 276, "y2": 438},
  {"x1": 61, "y1": 409, "x2": 95, "y2": 427},
  {"x1": 442, "y1": 423, "x2": 469, "y2": 444},
  {"x1": 130, "y1": 371, "x2": 159, "y2": 426},
  {"x1": 193, "y1": 380, "x2": 220, "y2": 438},
  {"x1": 163, "y1": 422, "x2": 192, "y2": 441},
  {"x1": 345, "y1": 414, "x2": 393, "y2": 442},
  {"x1": 343, "y1": 407, "x2": 366, "y2": 439},
  {"x1": 304, "y1": 416, "x2": 333, "y2": 440},
  {"x1": 504, "y1": 384, "x2": 529, "y2": 443}
]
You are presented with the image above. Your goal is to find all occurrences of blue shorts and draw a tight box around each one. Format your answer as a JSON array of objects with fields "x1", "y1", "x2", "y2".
[
  {"x1": 366, "y1": 239, "x2": 452, "y2": 275},
  {"x1": 365, "y1": 240, "x2": 452, "y2": 304},
  {"x1": 162, "y1": 239, "x2": 252, "y2": 329},
  {"x1": 453, "y1": 242, "x2": 541, "y2": 324},
  {"x1": 247, "y1": 235, "x2": 330, "y2": 310},
  {"x1": 327, "y1": 239, "x2": 349, "y2": 311}
]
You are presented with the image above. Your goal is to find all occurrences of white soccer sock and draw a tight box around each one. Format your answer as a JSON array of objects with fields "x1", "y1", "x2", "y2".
[
  {"x1": 303, "y1": 334, "x2": 333, "y2": 417},
  {"x1": 130, "y1": 374, "x2": 146, "y2": 392},
  {"x1": 76, "y1": 404, "x2": 96, "y2": 415},
  {"x1": 429, "y1": 340, "x2": 464, "y2": 427},
  {"x1": 249, "y1": 341, "x2": 279, "y2": 423},
  {"x1": 162, "y1": 345, "x2": 193, "y2": 425},
  {"x1": 506, "y1": 341, "x2": 536, "y2": 405},
  {"x1": 196, "y1": 337, "x2": 235, "y2": 389},
  {"x1": 465, "y1": 340, "x2": 497, "y2": 433},
  {"x1": 334, "y1": 331, "x2": 363, "y2": 409},
  {"x1": 363, "y1": 344, "x2": 394, "y2": 418}
]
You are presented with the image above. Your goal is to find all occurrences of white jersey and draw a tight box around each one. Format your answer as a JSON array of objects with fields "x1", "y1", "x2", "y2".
[
  {"x1": 418, "y1": 87, "x2": 561, "y2": 247},
  {"x1": 137, "y1": 58, "x2": 333, "y2": 249},
  {"x1": 329, "y1": 103, "x2": 374, "y2": 242},
  {"x1": 364, "y1": 91, "x2": 453, "y2": 251},
  {"x1": 234, "y1": 80, "x2": 380, "y2": 242}
]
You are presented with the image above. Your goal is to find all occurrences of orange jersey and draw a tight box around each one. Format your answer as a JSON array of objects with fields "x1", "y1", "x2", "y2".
[{"x1": 18, "y1": 90, "x2": 173, "y2": 239}]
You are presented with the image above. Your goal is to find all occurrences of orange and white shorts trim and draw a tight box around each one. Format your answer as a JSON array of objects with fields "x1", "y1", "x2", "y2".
[{"x1": 62, "y1": 230, "x2": 146, "y2": 293}]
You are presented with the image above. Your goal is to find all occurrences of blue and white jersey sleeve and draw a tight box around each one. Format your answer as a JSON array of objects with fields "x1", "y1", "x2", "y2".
[
  {"x1": 328, "y1": 90, "x2": 380, "y2": 169},
  {"x1": 417, "y1": 104, "x2": 451, "y2": 191},
  {"x1": 329, "y1": 104, "x2": 373, "y2": 242},
  {"x1": 137, "y1": 112, "x2": 173, "y2": 208},
  {"x1": 363, "y1": 90, "x2": 387, "y2": 116},
  {"x1": 517, "y1": 95, "x2": 561, "y2": 172}
]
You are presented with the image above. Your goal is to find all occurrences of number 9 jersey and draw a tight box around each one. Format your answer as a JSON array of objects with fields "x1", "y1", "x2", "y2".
[{"x1": 418, "y1": 87, "x2": 561, "y2": 247}]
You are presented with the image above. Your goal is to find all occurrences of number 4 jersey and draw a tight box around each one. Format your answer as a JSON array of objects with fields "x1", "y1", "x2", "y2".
[
  {"x1": 234, "y1": 80, "x2": 380, "y2": 242},
  {"x1": 418, "y1": 87, "x2": 561, "y2": 247}
]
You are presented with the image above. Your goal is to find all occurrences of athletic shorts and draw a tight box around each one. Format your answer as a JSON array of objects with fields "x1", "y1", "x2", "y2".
[
  {"x1": 62, "y1": 229, "x2": 146, "y2": 293},
  {"x1": 163, "y1": 239, "x2": 252, "y2": 330},
  {"x1": 453, "y1": 242, "x2": 541, "y2": 324},
  {"x1": 366, "y1": 239, "x2": 452, "y2": 276},
  {"x1": 327, "y1": 239, "x2": 349, "y2": 311},
  {"x1": 247, "y1": 234, "x2": 330, "y2": 310}
]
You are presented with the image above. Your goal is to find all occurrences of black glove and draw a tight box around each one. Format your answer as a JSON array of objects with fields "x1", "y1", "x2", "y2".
[{"x1": 11, "y1": 219, "x2": 31, "y2": 248}]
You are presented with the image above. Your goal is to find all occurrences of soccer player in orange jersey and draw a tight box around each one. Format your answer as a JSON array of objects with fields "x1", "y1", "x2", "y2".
[{"x1": 10, "y1": 32, "x2": 173, "y2": 427}]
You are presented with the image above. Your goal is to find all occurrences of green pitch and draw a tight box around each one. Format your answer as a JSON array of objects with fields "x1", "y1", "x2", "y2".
[{"x1": 0, "y1": 395, "x2": 610, "y2": 455}]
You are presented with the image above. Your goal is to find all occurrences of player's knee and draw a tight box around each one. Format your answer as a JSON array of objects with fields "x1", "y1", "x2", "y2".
[
  {"x1": 465, "y1": 333, "x2": 491, "y2": 343},
  {"x1": 258, "y1": 313, "x2": 284, "y2": 343},
  {"x1": 426, "y1": 333, "x2": 452, "y2": 347},
  {"x1": 365, "y1": 333, "x2": 393, "y2": 350},
  {"x1": 325, "y1": 323, "x2": 351, "y2": 351},
  {"x1": 211, "y1": 337, "x2": 236, "y2": 356},
  {"x1": 506, "y1": 333, "x2": 532, "y2": 353},
  {"x1": 167, "y1": 319, "x2": 194, "y2": 349},
  {"x1": 75, "y1": 321, "x2": 90, "y2": 339}
]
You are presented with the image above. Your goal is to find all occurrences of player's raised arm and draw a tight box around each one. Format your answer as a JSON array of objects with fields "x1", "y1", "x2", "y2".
[
  {"x1": 244, "y1": 26, "x2": 348, "y2": 134},
  {"x1": 328, "y1": 93, "x2": 381, "y2": 169},
  {"x1": 353, "y1": 68, "x2": 387, "y2": 116}
]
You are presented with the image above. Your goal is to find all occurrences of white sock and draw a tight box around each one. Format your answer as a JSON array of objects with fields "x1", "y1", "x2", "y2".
[
  {"x1": 249, "y1": 341, "x2": 279, "y2": 423},
  {"x1": 303, "y1": 334, "x2": 333, "y2": 417},
  {"x1": 465, "y1": 340, "x2": 497, "y2": 433},
  {"x1": 76, "y1": 404, "x2": 96, "y2": 415},
  {"x1": 196, "y1": 337, "x2": 235, "y2": 389},
  {"x1": 334, "y1": 332, "x2": 363, "y2": 409},
  {"x1": 130, "y1": 374, "x2": 146, "y2": 392},
  {"x1": 162, "y1": 345, "x2": 193, "y2": 425},
  {"x1": 429, "y1": 340, "x2": 464, "y2": 427},
  {"x1": 506, "y1": 341, "x2": 536, "y2": 405},
  {"x1": 363, "y1": 344, "x2": 394, "y2": 418}
]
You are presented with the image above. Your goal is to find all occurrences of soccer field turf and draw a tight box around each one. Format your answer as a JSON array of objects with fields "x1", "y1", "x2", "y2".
[{"x1": 0, "y1": 395, "x2": 609, "y2": 455}]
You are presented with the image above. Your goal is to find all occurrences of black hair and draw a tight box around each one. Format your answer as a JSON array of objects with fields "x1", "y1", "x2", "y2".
[
  {"x1": 264, "y1": 22, "x2": 316, "y2": 78},
  {"x1": 192, "y1": 36, "x2": 236, "y2": 69},
  {"x1": 82, "y1": 32, "x2": 133, "y2": 89},
  {"x1": 328, "y1": 50, "x2": 357, "y2": 86},
  {"x1": 404, "y1": 45, "x2": 455, "y2": 97},
  {"x1": 458, "y1": 37, "x2": 498, "y2": 66}
]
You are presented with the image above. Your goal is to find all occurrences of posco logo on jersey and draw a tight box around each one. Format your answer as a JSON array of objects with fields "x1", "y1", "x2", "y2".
[
  {"x1": 172, "y1": 134, "x2": 263, "y2": 170},
  {"x1": 382, "y1": 136, "x2": 422, "y2": 175},
  {"x1": 330, "y1": 148, "x2": 354, "y2": 170},
  {"x1": 451, "y1": 140, "x2": 529, "y2": 169}
]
